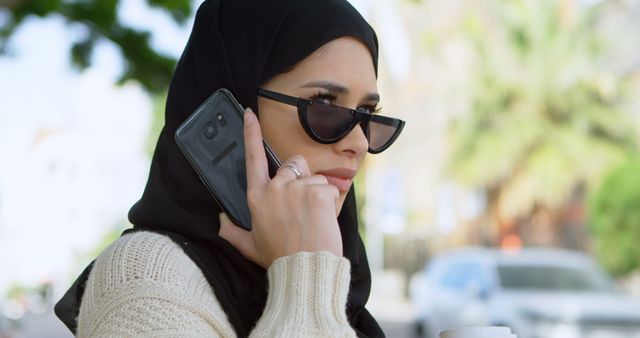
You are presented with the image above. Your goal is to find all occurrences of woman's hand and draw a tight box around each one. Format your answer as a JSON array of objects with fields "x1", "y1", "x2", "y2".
[{"x1": 218, "y1": 108, "x2": 343, "y2": 268}]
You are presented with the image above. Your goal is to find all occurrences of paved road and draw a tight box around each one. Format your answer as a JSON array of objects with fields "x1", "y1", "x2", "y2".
[
  {"x1": 9, "y1": 312, "x2": 71, "y2": 338},
  {"x1": 380, "y1": 320, "x2": 416, "y2": 338},
  {"x1": 11, "y1": 312, "x2": 414, "y2": 338}
]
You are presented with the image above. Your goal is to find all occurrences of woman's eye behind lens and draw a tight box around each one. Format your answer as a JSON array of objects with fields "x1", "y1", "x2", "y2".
[
  {"x1": 310, "y1": 93, "x2": 337, "y2": 105},
  {"x1": 358, "y1": 105, "x2": 380, "y2": 114}
]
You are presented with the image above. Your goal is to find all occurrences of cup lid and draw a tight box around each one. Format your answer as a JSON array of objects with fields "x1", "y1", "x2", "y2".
[{"x1": 439, "y1": 326, "x2": 514, "y2": 338}]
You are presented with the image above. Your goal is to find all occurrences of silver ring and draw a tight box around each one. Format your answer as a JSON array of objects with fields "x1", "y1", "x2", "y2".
[{"x1": 281, "y1": 161, "x2": 302, "y2": 179}]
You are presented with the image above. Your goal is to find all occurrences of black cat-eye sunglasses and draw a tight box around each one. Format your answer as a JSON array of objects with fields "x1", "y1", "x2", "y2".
[{"x1": 257, "y1": 88, "x2": 405, "y2": 154}]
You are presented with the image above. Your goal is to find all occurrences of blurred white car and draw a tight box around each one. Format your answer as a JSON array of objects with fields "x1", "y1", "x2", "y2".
[
  {"x1": 409, "y1": 247, "x2": 640, "y2": 338},
  {"x1": 0, "y1": 312, "x2": 14, "y2": 338}
]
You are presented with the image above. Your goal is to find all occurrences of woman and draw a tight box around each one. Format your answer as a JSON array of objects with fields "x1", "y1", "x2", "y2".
[{"x1": 56, "y1": 0, "x2": 404, "y2": 337}]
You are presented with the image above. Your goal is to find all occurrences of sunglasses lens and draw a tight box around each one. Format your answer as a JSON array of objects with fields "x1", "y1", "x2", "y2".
[
  {"x1": 306, "y1": 103, "x2": 355, "y2": 140},
  {"x1": 368, "y1": 119, "x2": 401, "y2": 151}
]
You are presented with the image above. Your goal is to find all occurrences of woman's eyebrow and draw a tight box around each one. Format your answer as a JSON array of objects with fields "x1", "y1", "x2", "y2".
[{"x1": 300, "y1": 80, "x2": 380, "y2": 102}]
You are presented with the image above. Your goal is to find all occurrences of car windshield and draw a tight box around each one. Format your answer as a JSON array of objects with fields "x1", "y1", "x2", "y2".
[{"x1": 497, "y1": 264, "x2": 613, "y2": 292}]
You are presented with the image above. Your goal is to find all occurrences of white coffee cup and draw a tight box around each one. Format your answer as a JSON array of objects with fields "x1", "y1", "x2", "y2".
[{"x1": 439, "y1": 326, "x2": 516, "y2": 338}]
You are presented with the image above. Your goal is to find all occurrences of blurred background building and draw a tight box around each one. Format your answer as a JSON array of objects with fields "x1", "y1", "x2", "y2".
[{"x1": 1, "y1": 0, "x2": 640, "y2": 337}]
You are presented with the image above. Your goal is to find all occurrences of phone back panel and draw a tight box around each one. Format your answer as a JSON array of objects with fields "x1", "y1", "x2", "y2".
[{"x1": 174, "y1": 89, "x2": 279, "y2": 230}]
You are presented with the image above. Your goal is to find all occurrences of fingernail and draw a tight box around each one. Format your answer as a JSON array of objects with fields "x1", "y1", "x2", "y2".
[{"x1": 244, "y1": 107, "x2": 255, "y2": 125}]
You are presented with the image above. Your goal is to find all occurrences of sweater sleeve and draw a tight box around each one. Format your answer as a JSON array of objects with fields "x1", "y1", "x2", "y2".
[
  {"x1": 249, "y1": 252, "x2": 357, "y2": 338},
  {"x1": 77, "y1": 231, "x2": 357, "y2": 338}
]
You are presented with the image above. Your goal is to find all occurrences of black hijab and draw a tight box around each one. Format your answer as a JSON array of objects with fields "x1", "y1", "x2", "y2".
[{"x1": 56, "y1": 0, "x2": 384, "y2": 336}]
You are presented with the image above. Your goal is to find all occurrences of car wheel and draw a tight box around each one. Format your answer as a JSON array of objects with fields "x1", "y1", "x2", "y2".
[
  {"x1": 414, "y1": 319, "x2": 436, "y2": 338},
  {"x1": 413, "y1": 320, "x2": 424, "y2": 338}
]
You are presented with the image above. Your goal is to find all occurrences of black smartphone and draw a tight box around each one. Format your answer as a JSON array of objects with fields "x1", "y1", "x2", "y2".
[{"x1": 175, "y1": 88, "x2": 281, "y2": 231}]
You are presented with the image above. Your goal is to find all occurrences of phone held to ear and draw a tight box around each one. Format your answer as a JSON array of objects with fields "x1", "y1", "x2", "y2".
[{"x1": 175, "y1": 88, "x2": 281, "y2": 231}]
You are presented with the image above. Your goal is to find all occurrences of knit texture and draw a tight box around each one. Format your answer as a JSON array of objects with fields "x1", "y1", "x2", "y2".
[
  {"x1": 77, "y1": 231, "x2": 356, "y2": 338},
  {"x1": 251, "y1": 252, "x2": 354, "y2": 337}
]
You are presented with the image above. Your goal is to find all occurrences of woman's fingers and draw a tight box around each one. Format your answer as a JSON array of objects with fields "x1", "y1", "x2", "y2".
[
  {"x1": 218, "y1": 213, "x2": 262, "y2": 266},
  {"x1": 307, "y1": 183, "x2": 341, "y2": 216},
  {"x1": 272, "y1": 155, "x2": 311, "y2": 184},
  {"x1": 287, "y1": 155, "x2": 311, "y2": 176},
  {"x1": 243, "y1": 108, "x2": 269, "y2": 189},
  {"x1": 234, "y1": 127, "x2": 345, "y2": 267},
  {"x1": 296, "y1": 174, "x2": 329, "y2": 185}
]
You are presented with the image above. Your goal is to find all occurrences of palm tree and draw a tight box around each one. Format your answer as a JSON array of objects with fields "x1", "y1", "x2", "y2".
[{"x1": 448, "y1": 0, "x2": 639, "y2": 246}]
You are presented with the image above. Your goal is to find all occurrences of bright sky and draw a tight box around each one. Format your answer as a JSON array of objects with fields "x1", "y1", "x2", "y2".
[{"x1": 0, "y1": 0, "x2": 197, "y2": 295}]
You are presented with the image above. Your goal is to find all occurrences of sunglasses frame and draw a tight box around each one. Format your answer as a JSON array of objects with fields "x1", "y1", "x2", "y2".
[{"x1": 257, "y1": 88, "x2": 405, "y2": 154}]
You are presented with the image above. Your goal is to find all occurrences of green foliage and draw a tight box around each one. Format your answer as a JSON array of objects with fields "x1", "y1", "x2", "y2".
[
  {"x1": 448, "y1": 0, "x2": 638, "y2": 220},
  {"x1": 147, "y1": 0, "x2": 192, "y2": 22},
  {"x1": 0, "y1": 0, "x2": 194, "y2": 94},
  {"x1": 5, "y1": 283, "x2": 29, "y2": 299},
  {"x1": 146, "y1": 92, "x2": 167, "y2": 155},
  {"x1": 589, "y1": 158, "x2": 640, "y2": 276},
  {"x1": 85, "y1": 226, "x2": 125, "y2": 259}
]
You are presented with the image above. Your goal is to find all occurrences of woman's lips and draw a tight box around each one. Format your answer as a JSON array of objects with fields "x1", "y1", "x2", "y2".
[
  {"x1": 323, "y1": 175, "x2": 353, "y2": 193},
  {"x1": 316, "y1": 168, "x2": 357, "y2": 193}
]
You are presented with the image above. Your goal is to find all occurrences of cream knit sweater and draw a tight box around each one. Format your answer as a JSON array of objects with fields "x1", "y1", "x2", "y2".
[{"x1": 77, "y1": 231, "x2": 358, "y2": 337}]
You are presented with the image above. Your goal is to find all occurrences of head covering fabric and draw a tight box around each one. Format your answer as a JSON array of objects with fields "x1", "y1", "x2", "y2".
[{"x1": 56, "y1": 0, "x2": 384, "y2": 336}]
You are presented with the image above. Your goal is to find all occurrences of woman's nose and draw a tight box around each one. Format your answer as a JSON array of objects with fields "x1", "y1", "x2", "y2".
[{"x1": 333, "y1": 123, "x2": 369, "y2": 157}]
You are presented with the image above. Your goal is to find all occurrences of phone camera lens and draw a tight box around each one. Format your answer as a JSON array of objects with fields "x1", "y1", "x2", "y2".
[
  {"x1": 217, "y1": 113, "x2": 227, "y2": 127},
  {"x1": 203, "y1": 121, "x2": 218, "y2": 139}
]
